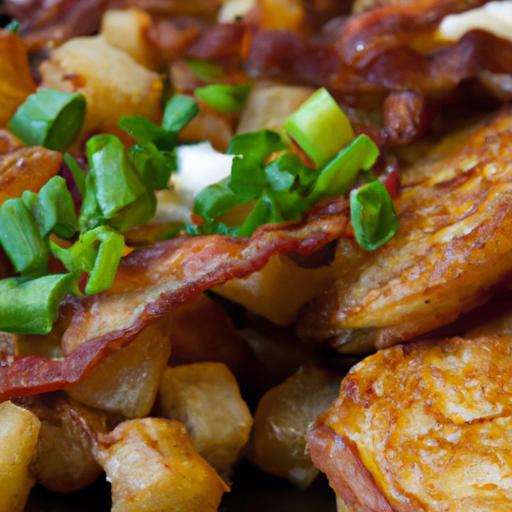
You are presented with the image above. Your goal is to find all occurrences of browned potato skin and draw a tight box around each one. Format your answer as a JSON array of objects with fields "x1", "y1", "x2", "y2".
[
  {"x1": 25, "y1": 396, "x2": 106, "y2": 493},
  {"x1": 158, "y1": 362, "x2": 253, "y2": 476},
  {"x1": 0, "y1": 131, "x2": 61, "y2": 206},
  {"x1": 94, "y1": 418, "x2": 229, "y2": 512},
  {"x1": 251, "y1": 365, "x2": 339, "y2": 488},
  {"x1": 66, "y1": 323, "x2": 171, "y2": 418},
  {"x1": 0, "y1": 31, "x2": 35, "y2": 128},
  {"x1": 300, "y1": 110, "x2": 512, "y2": 350},
  {"x1": 309, "y1": 336, "x2": 512, "y2": 511}
]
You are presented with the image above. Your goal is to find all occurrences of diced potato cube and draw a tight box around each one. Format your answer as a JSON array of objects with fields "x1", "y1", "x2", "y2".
[
  {"x1": 158, "y1": 363, "x2": 253, "y2": 476},
  {"x1": 40, "y1": 35, "x2": 163, "y2": 131},
  {"x1": 214, "y1": 254, "x2": 332, "y2": 325},
  {"x1": 67, "y1": 324, "x2": 171, "y2": 418},
  {"x1": 101, "y1": 9, "x2": 158, "y2": 69},
  {"x1": 0, "y1": 401, "x2": 40, "y2": 512},
  {"x1": 94, "y1": 418, "x2": 228, "y2": 512},
  {"x1": 0, "y1": 32, "x2": 35, "y2": 128},
  {"x1": 237, "y1": 83, "x2": 313, "y2": 134},
  {"x1": 251, "y1": 365, "x2": 339, "y2": 487},
  {"x1": 27, "y1": 396, "x2": 105, "y2": 493}
]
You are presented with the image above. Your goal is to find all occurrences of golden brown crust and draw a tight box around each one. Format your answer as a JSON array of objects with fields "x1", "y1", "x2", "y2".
[
  {"x1": 309, "y1": 336, "x2": 512, "y2": 511},
  {"x1": 300, "y1": 110, "x2": 512, "y2": 350}
]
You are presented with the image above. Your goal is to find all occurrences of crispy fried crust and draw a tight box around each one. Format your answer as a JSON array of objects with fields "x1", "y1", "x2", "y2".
[
  {"x1": 309, "y1": 336, "x2": 512, "y2": 511},
  {"x1": 300, "y1": 110, "x2": 512, "y2": 350}
]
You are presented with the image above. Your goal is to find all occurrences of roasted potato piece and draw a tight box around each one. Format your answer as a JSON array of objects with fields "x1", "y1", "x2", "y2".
[
  {"x1": 0, "y1": 131, "x2": 61, "y2": 206},
  {"x1": 40, "y1": 35, "x2": 163, "y2": 131},
  {"x1": 94, "y1": 418, "x2": 229, "y2": 512},
  {"x1": 309, "y1": 336, "x2": 512, "y2": 512},
  {"x1": 0, "y1": 31, "x2": 35, "y2": 128},
  {"x1": 0, "y1": 401, "x2": 40, "y2": 512},
  {"x1": 215, "y1": 254, "x2": 332, "y2": 325},
  {"x1": 301, "y1": 110, "x2": 512, "y2": 350},
  {"x1": 101, "y1": 9, "x2": 158, "y2": 69},
  {"x1": 26, "y1": 396, "x2": 105, "y2": 493},
  {"x1": 237, "y1": 83, "x2": 313, "y2": 134},
  {"x1": 67, "y1": 323, "x2": 171, "y2": 418},
  {"x1": 251, "y1": 365, "x2": 339, "y2": 487},
  {"x1": 158, "y1": 362, "x2": 253, "y2": 476}
]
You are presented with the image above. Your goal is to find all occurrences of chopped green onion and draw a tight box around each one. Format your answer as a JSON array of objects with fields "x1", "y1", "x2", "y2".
[
  {"x1": 350, "y1": 181, "x2": 399, "y2": 251},
  {"x1": 0, "y1": 198, "x2": 48, "y2": 275},
  {"x1": 5, "y1": 20, "x2": 20, "y2": 33},
  {"x1": 0, "y1": 273, "x2": 73, "y2": 334},
  {"x1": 23, "y1": 176, "x2": 78, "y2": 239},
  {"x1": 64, "y1": 153, "x2": 86, "y2": 197},
  {"x1": 264, "y1": 153, "x2": 304, "y2": 193},
  {"x1": 309, "y1": 135, "x2": 379, "y2": 203},
  {"x1": 162, "y1": 95, "x2": 199, "y2": 133},
  {"x1": 236, "y1": 192, "x2": 282, "y2": 237},
  {"x1": 193, "y1": 178, "x2": 242, "y2": 223},
  {"x1": 118, "y1": 116, "x2": 177, "y2": 151},
  {"x1": 186, "y1": 58, "x2": 224, "y2": 82},
  {"x1": 284, "y1": 88, "x2": 354, "y2": 168},
  {"x1": 107, "y1": 190, "x2": 156, "y2": 233},
  {"x1": 195, "y1": 84, "x2": 250, "y2": 113},
  {"x1": 78, "y1": 172, "x2": 104, "y2": 232},
  {"x1": 129, "y1": 143, "x2": 176, "y2": 191},
  {"x1": 8, "y1": 89, "x2": 86, "y2": 151}
]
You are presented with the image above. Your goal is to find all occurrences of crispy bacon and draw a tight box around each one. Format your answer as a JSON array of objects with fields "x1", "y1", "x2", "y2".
[{"x1": 0, "y1": 201, "x2": 348, "y2": 401}]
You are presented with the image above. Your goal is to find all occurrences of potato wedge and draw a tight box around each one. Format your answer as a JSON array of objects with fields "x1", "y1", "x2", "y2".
[
  {"x1": 300, "y1": 110, "x2": 512, "y2": 350},
  {"x1": 251, "y1": 365, "x2": 339, "y2": 487},
  {"x1": 0, "y1": 31, "x2": 35, "y2": 128},
  {"x1": 0, "y1": 401, "x2": 40, "y2": 512},
  {"x1": 158, "y1": 362, "x2": 253, "y2": 476},
  {"x1": 309, "y1": 336, "x2": 512, "y2": 512},
  {"x1": 40, "y1": 35, "x2": 163, "y2": 131},
  {"x1": 26, "y1": 396, "x2": 105, "y2": 493},
  {"x1": 94, "y1": 418, "x2": 228, "y2": 512},
  {"x1": 67, "y1": 323, "x2": 171, "y2": 418},
  {"x1": 101, "y1": 9, "x2": 158, "y2": 69}
]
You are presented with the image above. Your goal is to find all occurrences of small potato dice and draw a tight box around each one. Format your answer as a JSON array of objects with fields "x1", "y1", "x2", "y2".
[
  {"x1": 158, "y1": 362, "x2": 253, "y2": 476},
  {"x1": 94, "y1": 418, "x2": 228, "y2": 512},
  {"x1": 0, "y1": 401, "x2": 40, "y2": 512},
  {"x1": 251, "y1": 365, "x2": 339, "y2": 487},
  {"x1": 67, "y1": 324, "x2": 171, "y2": 418},
  {"x1": 27, "y1": 397, "x2": 106, "y2": 493},
  {"x1": 40, "y1": 35, "x2": 162, "y2": 131}
]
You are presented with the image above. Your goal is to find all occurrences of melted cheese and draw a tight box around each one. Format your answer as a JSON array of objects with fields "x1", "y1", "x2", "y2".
[{"x1": 438, "y1": 1, "x2": 512, "y2": 42}]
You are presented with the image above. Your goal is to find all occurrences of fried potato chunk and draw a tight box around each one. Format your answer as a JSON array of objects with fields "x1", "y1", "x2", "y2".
[
  {"x1": 251, "y1": 365, "x2": 339, "y2": 488},
  {"x1": 158, "y1": 362, "x2": 253, "y2": 476},
  {"x1": 40, "y1": 35, "x2": 163, "y2": 131},
  {"x1": 0, "y1": 131, "x2": 61, "y2": 205},
  {"x1": 94, "y1": 418, "x2": 229, "y2": 512},
  {"x1": 67, "y1": 323, "x2": 171, "y2": 418},
  {"x1": 309, "y1": 336, "x2": 512, "y2": 512},
  {"x1": 300, "y1": 110, "x2": 512, "y2": 350},
  {"x1": 0, "y1": 31, "x2": 35, "y2": 128},
  {"x1": 27, "y1": 396, "x2": 105, "y2": 493},
  {"x1": 0, "y1": 401, "x2": 40, "y2": 512}
]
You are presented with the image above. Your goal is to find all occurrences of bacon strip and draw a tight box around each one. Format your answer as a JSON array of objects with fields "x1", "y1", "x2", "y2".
[{"x1": 0, "y1": 202, "x2": 348, "y2": 401}]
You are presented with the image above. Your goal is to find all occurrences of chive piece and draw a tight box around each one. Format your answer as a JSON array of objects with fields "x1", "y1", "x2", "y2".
[
  {"x1": 129, "y1": 143, "x2": 176, "y2": 191},
  {"x1": 86, "y1": 134, "x2": 147, "y2": 218},
  {"x1": 8, "y1": 89, "x2": 86, "y2": 151},
  {"x1": 284, "y1": 87, "x2": 354, "y2": 169},
  {"x1": 118, "y1": 116, "x2": 177, "y2": 151},
  {"x1": 107, "y1": 188, "x2": 156, "y2": 233},
  {"x1": 0, "y1": 273, "x2": 73, "y2": 334},
  {"x1": 5, "y1": 20, "x2": 20, "y2": 33},
  {"x1": 350, "y1": 181, "x2": 399, "y2": 251},
  {"x1": 162, "y1": 95, "x2": 199, "y2": 133},
  {"x1": 193, "y1": 178, "x2": 242, "y2": 223},
  {"x1": 78, "y1": 172, "x2": 104, "y2": 232},
  {"x1": 236, "y1": 193, "x2": 282, "y2": 237},
  {"x1": 64, "y1": 153, "x2": 86, "y2": 197},
  {"x1": 309, "y1": 134, "x2": 379, "y2": 203},
  {"x1": 195, "y1": 84, "x2": 250, "y2": 113},
  {"x1": 0, "y1": 198, "x2": 48, "y2": 275},
  {"x1": 23, "y1": 176, "x2": 78, "y2": 239},
  {"x1": 186, "y1": 58, "x2": 224, "y2": 82}
]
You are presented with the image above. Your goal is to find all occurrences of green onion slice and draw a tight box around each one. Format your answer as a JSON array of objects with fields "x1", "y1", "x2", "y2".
[
  {"x1": 284, "y1": 87, "x2": 354, "y2": 169},
  {"x1": 8, "y1": 89, "x2": 86, "y2": 151},
  {"x1": 5, "y1": 20, "x2": 21, "y2": 33},
  {"x1": 350, "y1": 181, "x2": 399, "y2": 251},
  {"x1": 195, "y1": 84, "x2": 250, "y2": 113},
  {"x1": 186, "y1": 58, "x2": 224, "y2": 82},
  {"x1": 162, "y1": 95, "x2": 199, "y2": 133},
  {"x1": 118, "y1": 116, "x2": 177, "y2": 151}
]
